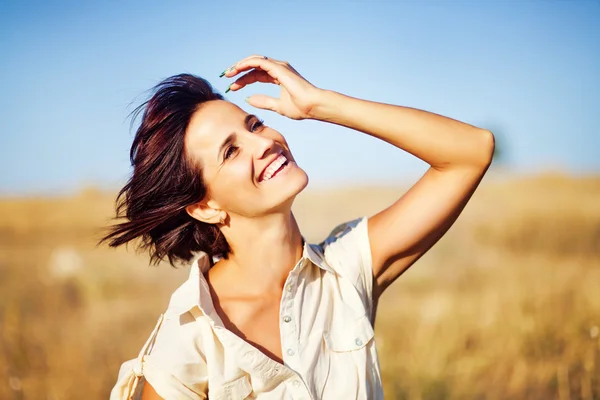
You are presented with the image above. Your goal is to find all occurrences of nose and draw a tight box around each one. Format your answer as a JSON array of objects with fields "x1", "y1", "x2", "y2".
[{"x1": 253, "y1": 133, "x2": 276, "y2": 160}]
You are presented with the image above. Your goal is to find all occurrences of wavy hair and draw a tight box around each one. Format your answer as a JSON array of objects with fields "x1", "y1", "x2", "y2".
[{"x1": 99, "y1": 74, "x2": 229, "y2": 267}]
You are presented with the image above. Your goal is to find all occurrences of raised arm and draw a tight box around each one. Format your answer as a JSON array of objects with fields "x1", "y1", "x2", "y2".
[
  {"x1": 309, "y1": 91, "x2": 494, "y2": 297},
  {"x1": 222, "y1": 55, "x2": 495, "y2": 299}
]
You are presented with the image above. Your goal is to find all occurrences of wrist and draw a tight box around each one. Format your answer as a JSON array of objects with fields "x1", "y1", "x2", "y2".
[{"x1": 305, "y1": 89, "x2": 342, "y2": 121}]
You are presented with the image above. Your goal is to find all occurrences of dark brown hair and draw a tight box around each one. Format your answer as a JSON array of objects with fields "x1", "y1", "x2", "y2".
[{"x1": 98, "y1": 73, "x2": 229, "y2": 267}]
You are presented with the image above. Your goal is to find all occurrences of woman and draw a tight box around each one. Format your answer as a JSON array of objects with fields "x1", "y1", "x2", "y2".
[{"x1": 104, "y1": 55, "x2": 494, "y2": 399}]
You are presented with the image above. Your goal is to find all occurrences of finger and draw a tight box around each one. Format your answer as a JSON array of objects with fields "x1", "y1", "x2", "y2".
[
  {"x1": 221, "y1": 55, "x2": 283, "y2": 78},
  {"x1": 245, "y1": 94, "x2": 279, "y2": 112},
  {"x1": 225, "y1": 56, "x2": 287, "y2": 81},
  {"x1": 235, "y1": 59, "x2": 293, "y2": 92},
  {"x1": 226, "y1": 70, "x2": 279, "y2": 93},
  {"x1": 243, "y1": 55, "x2": 284, "y2": 64}
]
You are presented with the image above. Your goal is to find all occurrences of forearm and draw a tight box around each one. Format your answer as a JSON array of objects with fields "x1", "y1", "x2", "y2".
[{"x1": 308, "y1": 90, "x2": 494, "y2": 170}]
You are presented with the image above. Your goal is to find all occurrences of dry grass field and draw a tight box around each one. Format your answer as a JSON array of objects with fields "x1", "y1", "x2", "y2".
[{"x1": 1, "y1": 173, "x2": 599, "y2": 399}]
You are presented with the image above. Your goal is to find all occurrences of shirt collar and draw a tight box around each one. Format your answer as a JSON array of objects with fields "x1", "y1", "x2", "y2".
[
  {"x1": 166, "y1": 240, "x2": 334, "y2": 318},
  {"x1": 302, "y1": 239, "x2": 335, "y2": 274}
]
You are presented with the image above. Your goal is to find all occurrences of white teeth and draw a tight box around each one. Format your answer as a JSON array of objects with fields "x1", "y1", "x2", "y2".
[{"x1": 261, "y1": 154, "x2": 287, "y2": 182}]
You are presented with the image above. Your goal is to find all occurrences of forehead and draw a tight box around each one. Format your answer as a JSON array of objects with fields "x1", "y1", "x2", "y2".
[{"x1": 185, "y1": 100, "x2": 247, "y2": 164}]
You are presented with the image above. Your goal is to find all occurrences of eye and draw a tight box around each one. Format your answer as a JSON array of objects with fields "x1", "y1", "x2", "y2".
[
  {"x1": 250, "y1": 118, "x2": 265, "y2": 132},
  {"x1": 224, "y1": 145, "x2": 238, "y2": 160}
]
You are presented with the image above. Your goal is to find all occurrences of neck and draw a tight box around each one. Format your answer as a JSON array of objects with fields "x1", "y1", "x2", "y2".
[{"x1": 215, "y1": 210, "x2": 304, "y2": 295}]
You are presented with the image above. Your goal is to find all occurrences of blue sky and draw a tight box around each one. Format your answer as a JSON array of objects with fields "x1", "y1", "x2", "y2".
[{"x1": 1, "y1": 0, "x2": 598, "y2": 195}]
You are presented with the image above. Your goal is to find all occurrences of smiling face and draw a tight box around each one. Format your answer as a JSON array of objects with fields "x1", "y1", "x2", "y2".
[{"x1": 185, "y1": 100, "x2": 309, "y2": 221}]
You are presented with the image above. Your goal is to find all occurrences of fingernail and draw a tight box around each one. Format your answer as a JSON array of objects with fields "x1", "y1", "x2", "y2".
[
  {"x1": 225, "y1": 85, "x2": 231, "y2": 93},
  {"x1": 219, "y1": 65, "x2": 236, "y2": 78}
]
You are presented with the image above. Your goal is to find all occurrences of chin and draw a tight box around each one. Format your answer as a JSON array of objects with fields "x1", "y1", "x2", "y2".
[{"x1": 263, "y1": 163, "x2": 309, "y2": 212}]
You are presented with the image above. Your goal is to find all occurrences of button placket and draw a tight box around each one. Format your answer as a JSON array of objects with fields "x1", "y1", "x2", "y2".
[
  {"x1": 280, "y1": 272, "x2": 299, "y2": 367},
  {"x1": 286, "y1": 376, "x2": 311, "y2": 399}
]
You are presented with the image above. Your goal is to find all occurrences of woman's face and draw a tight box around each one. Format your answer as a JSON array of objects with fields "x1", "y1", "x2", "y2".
[{"x1": 185, "y1": 100, "x2": 308, "y2": 219}]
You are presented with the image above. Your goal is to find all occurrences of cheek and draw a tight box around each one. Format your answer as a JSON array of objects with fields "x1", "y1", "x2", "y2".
[
  {"x1": 274, "y1": 135, "x2": 294, "y2": 159},
  {"x1": 207, "y1": 161, "x2": 256, "y2": 208},
  {"x1": 275, "y1": 133, "x2": 289, "y2": 148},
  {"x1": 227, "y1": 159, "x2": 253, "y2": 183}
]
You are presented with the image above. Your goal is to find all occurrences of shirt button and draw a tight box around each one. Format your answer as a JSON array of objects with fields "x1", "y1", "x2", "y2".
[
  {"x1": 292, "y1": 380, "x2": 301, "y2": 387},
  {"x1": 287, "y1": 348, "x2": 295, "y2": 356},
  {"x1": 283, "y1": 315, "x2": 292, "y2": 323},
  {"x1": 355, "y1": 338, "x2": 363, "y2": 346},
  {"x1": 286, "y1": 284, "x2": 293, "y2": 292}
]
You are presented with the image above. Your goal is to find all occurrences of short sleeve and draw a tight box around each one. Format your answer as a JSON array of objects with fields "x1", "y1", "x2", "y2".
[
  {"x1": 110, "y1": 314, "x2": 208, "y2": 400},
  {"x1": 143, "y1": 315, "x2": 209, "y2": 399},
  {"x1": 321, "y1": 216, "x2": 374, "y2": 320}
]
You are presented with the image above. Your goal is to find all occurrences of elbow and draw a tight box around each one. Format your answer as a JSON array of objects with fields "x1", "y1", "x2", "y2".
[{"x1": 474, "y1": 129, "x2": 495, "y2": 168}]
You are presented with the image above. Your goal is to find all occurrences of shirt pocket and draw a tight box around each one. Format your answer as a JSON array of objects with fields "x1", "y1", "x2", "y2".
[
  {"x1": 323, "y1": 313, "x2": 374, "y2": 352},
  {"x1": 209, "y1": 374, "x2": 253, "y2": 400},
  {"x1": 319, "y1": 314, "x2": 376, "y2": 399}
]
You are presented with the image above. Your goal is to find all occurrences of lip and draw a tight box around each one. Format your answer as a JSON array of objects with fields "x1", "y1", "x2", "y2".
[{"x1": 257, "y1": 150, "x2": 285, "y2": 183}]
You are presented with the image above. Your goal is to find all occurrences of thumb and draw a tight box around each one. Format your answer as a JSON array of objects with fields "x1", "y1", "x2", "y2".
[{"x1": 245, "y1": 95, "x2": 279, "y2": 112}]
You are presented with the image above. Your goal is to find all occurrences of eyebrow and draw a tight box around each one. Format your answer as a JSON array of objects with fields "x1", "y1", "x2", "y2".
[{"x1": 218, "y1": 115, "x2": 257, "y2": 161}]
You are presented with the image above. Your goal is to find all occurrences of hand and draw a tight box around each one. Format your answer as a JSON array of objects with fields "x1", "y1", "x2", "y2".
[{"x1": 220, "y1": 55, "x2": 323, "y2": 120}]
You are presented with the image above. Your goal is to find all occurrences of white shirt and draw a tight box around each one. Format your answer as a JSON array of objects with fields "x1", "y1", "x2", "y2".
[{"x1": 111, "y1": 216, "x2": 383, "y2": 399}]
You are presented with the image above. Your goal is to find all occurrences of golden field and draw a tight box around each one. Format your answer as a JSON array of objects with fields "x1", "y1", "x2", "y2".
[{"x1": 1, "y1": 173, "x2": 599, "y2": 400}]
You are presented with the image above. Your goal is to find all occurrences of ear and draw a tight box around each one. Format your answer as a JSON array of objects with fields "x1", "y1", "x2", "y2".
[{"x1": 186, "y1": 200, "x2": 226, "y2": 225}]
